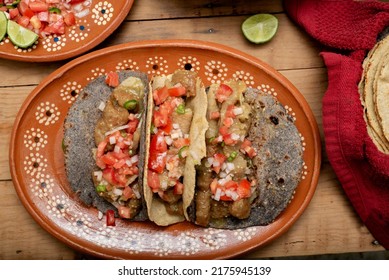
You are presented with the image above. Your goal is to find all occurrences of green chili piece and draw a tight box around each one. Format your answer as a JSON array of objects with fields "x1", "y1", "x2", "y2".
[
  {"x1": 120, "y1": 131, "x2": 128, "y2": 138},
  {"x1": 208, "y1": 137, "x2": 215, "y2": 144},
  {"x1": 96, "y1": 184, "x2": 106, "y2": 193},
  {"x1": 227, "y1": 151, "x2": 238, "y2": 162},
  {"x1": 176, "y1": 104, "x2": 186, "y2": 114},
  {"x1": 123, "y1": 99, "x2": 138, "y2": 110},
  {"x1": 178, "y1": 146, "x2": 189, "y2": 159},
  {"x1": 150, "y1": 123, "x2": 155, "y2": 134},
  {"x1": 49, "y1": 7, "x2": 62, "y2": 14}
]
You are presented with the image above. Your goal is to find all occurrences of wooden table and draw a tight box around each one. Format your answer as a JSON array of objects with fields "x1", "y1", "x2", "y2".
[{"x1": 0, "y1": 0, "x2": 386, "y2": 259}]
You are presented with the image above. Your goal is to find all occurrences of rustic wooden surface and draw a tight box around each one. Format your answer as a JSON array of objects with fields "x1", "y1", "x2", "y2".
[{"x1": 0, "y1": 0, "x2": 385, "y2": 259}]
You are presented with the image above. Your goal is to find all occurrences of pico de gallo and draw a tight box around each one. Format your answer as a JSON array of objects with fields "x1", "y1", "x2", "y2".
[
  {"x1": 0, "y1": 0, "x2": 91, "y2": 37},
  {"x1": 147, "y1": 70, "x2": 197, "y2": 216},
  {"x1": 195, "y1": 80, "x2": 258, "y2": 227},
  {"x1": 92, "y1": 73, "x2": 146, "y2": 221}
]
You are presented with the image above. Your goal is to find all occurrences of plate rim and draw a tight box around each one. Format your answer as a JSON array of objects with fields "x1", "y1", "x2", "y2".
[
  {"x1": 0, "y1": 0, "x2": 134, "y2": 62},
  {"x1": 9, "y1": 39, "x2": 322, "y2": 259}
]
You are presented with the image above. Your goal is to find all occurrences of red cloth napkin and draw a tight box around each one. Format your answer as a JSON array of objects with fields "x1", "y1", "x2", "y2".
[{"x1": 284, "y1": 0, "x2": 389, "y2": 249}]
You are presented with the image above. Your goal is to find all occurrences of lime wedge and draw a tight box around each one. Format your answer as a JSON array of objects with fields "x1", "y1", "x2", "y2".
[
  {"x1": 242, "y1": 14, "x2": 278, "y2": 44},
  {"x1": 7, "y1": 20, "x2": 39, "y2": 48},
  {"x1": 0, "y1": 11, "x2": 7, "y2": 41}
]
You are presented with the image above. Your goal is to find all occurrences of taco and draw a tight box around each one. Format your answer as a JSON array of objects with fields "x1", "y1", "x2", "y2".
[
  {"x1": 144, "y1": 70, "x2": 208, "y2": 226},
  {"x1": 64, "y1": 71, "x2": 149, "y2": 221},
  {"x1": 186, "y1": 80, "x2": 304, "y2": 229}
]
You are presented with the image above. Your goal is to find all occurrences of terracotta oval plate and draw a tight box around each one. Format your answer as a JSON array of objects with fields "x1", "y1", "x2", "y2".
[
  {"x1": 0, "y1": 0, "x2": 134, "y2": 62},
  {"x1": 10, "y1": 40, "x2": 321, "y2": 259}
]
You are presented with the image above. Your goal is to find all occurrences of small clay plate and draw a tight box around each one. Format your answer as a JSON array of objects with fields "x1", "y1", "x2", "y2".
[
  {"x1": 9, "y1": 40, "x2": 321, "y2": 259},
  {"x1": 0, "y1": 0, "x2": 134, "y2": 62}
]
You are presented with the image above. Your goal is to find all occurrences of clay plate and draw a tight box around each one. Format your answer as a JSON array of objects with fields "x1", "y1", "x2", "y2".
[
  {"x1": 0, "y1": 0, "x2": 134, "y2": 62},
  {"x1": 9, "y1": 40, "x2": 321, "y2": 259}
]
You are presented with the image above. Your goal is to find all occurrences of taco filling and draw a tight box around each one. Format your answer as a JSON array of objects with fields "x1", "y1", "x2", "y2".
[
  {"x1": 146, "y1": 70, "x2": 199, "y2": 218},
  {"x1": 192, "y1": 80, "x2": 303, "y2": 228},
  {"x1": 195, "y1": 80, "x2": 257, "y2": 226},
  {"x1": 92, "y1": 75, "x2": 146, "y2": 219}
]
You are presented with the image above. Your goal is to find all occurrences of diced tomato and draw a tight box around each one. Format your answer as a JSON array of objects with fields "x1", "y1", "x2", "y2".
[
  {"x1": 0, "y1": 7, "x2": 7, "y2": 12},
  {"x1": 241, "y1": 138, "x2": 252, "y2": 149},
  {"x1": 148, "y1": 152, "x2": 167, "y2": 173},
  {"x1": 126, "y1": 118, "x2": 139, "y2": 134},
  {"x1": 173, "y1": 137, "x2": 190, "y2": 149},
  {"x1": 223, "y1": 117, "x2": 234, "y2": 128},
  {"x1": 160, "y1": 117, "x2": 173, "y2": 134},
  {"x1": 212, "y1": 153, "x2": 226, "y2": 174},
  {"x1": 114, "y1": 172, "x2": 127, "y2": 186},
  {"x1": 117, "y1": 206, "x2": 131, "y2": 219},
  {"x1": 9, "y1": 8, "x2": 19, "y2": 19},
  {"x1": 219, "y1": 125, "x2": 229, "y2": 136},
  {"x1": 105, "y1": 71, "x2": 119, "y2": 87},
  {"x1": 168, "y1": 86, "x2": 186, "y2": 97},
  {"x1": 106, "y1": 209, "x2": 116, "y2": 226},
  {"x1": 223, "y1": 133, "x2": 238, "y2": 146},
  {"x1": 162, "y1": 98, "x2": 176, "y2": 113},
  {"x1": 69, "y1": 0, "x2": 85, "y2": 3},
  {"x1": 150, "y1": 131, "x2": 167, "y2": 153},
  {"x1": 153, "y1": 109, "x2": 169, "y2": 128},
  {"x1": 113, "y1": 159, "x2": 127, "y2": 169},
  {"x1": 18, "y1": 3, "x2": 34, "y2": 18},
  {"x1": 100, "y1": 153, "x2": 117, "y2": 166},
  {"x1": 225, "y1": 105, "x2": 236, "y2": 118},
  {"x1": 210, "y1": 111, "x2": 220, "y2": 120},
  {"x1": 147, "y1": 170, "x2": 160, "y2": 192},
  {"x1": 29, "y1": 2, "x2": 49, "y2": 13},
  {"x1": 244, "y1": 146, "x2": 257, "y2": 158},
  {"x1": 30, "y1": 15, "x2": 42, "y2": 29},
  {"x1": 173, "y1": 182, "x2": 184, "y2": 195},
  {"x1": 153, "y1": 86, "x2": 169, "y2": 105},
  {"x1": 237, "y1": 179, "x2": 251, "y2": 198},
  {"x1": 219, "y1": 180, "x2": 239, "y2": 201},
  {"x1": 63, "y1": 12, "x2": 76, "y2": 26},
  {"x1": 102, "y1": 168, "x2": 117, "y2": 185},
  {"x1": 215, "y1": 84, "x2": 233, "y2": 103},
  {"x1": 118, "y1": 206, "x2": 132, "y2": 219},
  {"x1": 17, "y1": 16, "x2": 30, "y2": 27},
  {"x1": 148, "y1": 132, "x2": 167, "y2": 173},
  {"x1": 210, "y1": 179, "x2": 219, "y2": 194},
  {"x1": 123, "y1": 186, "x2": 135, "y2": 200},
  {"x1": 120, "y1": 165, "x2": 138, "y2": 175}
]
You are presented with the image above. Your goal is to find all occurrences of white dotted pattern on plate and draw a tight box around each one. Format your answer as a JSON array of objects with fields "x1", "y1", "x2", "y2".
[{"x1": 21, "y1": 55, "x2": 308, "y2": 256}]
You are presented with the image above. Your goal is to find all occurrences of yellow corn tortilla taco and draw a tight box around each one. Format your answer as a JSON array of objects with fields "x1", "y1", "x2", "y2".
[{"x1": 143, "y1": 70, "x2": 208, "y2": 226}]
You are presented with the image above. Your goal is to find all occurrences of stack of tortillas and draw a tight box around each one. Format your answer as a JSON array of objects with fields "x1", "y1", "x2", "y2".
[{"x1": 359, "y1": 35, "x2": 389, "y2": 154}]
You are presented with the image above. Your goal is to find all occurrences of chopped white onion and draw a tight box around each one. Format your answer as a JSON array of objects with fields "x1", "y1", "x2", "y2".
[
  {"x1": 214, "y1": 188, "x2": 222, "y2": 201},
  {"x1": 219, "y1": 171, "x2": 227, "y2": 178},
  {"x1": 98, "y1": 211, "x2": 103, "y2": 220},
  {"x1": 213, "y1": 161, "x2": 220, "y2": 167},
  {"x1": 171, "y1": 132, "x2": 180, "y2": 139},
  {"x1": 105, "y1": 124, "x2": 130, "y2": 136},
  {"x1": 123, "y1": 140, "x2": 132, "y2": 146},
  {"x1": 226, "y1": 162, "x2": 235, "y2": 171},
  {"x1": 130, "y1": 155, "x2": 139, "y2": 164},
  {"x1": 93, "y1": 171, "x2": 103, "y2": 181},
  {"x1": 109, "y1": 136, "x2": 116, "y2": 145},
  {"x1": 161, "y1": 180, "x2": 168, "y2": 190},
  {"x1": 75, "y1": 9, "x2": 90, "y2": 18},
  {"x1": 172, "y1": 123, "x2": 180, "y2": 129},
  {"x1": 207, "y1": 157, "x2": 214, "y2": 166},
  {"x1": 133, "y1": 188, "x2": 141, "y2": 199},
  {"x1": 113, "y1": 188, "x2": 123, "y2": 196},
  {"x1": 98, "y1": 101, "x2": 106, "y2": 111},
  {"x1": 165, "y1": 136, "x2": 173, "y2": 146},
  {"x1": 114, "y1": 145, "x2": 121, "y2": 154},
  {"x1": 73, "y1": 3, "x2": 84, "y2": 12},
  {"x1": 233, "y1": 107, "x2": 243, "y2": 115},
  {"x1": 231, "y1": 133, "x2": 240, "y2": 141}
]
